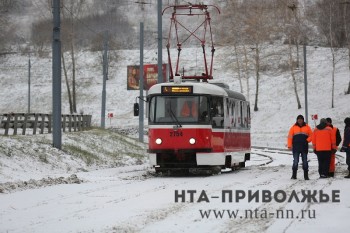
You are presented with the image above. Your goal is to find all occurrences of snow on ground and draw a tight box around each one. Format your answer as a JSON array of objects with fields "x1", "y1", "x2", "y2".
[
  {"x1": 0, "y1": 128, "x2": 147, "y2": 185},
  {"x1": 1, "y1": 151, "x2": 349, "y2": 233},
  {"x1": 1, "y1": 44, "x2": 350, "y2": 232}
]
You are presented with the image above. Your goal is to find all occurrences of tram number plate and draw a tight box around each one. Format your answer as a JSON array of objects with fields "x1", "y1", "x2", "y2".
[{"x1": 170, "y1": 131, "x2": 183, "y2": 137}]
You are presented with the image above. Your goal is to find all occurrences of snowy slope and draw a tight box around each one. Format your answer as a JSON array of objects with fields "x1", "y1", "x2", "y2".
[
  {"x1": 1, "y1": 45, "x2": 349, "y2": 144},
  {"x1": 1, "y1": 42, "x2": 350, "y2": 233}
]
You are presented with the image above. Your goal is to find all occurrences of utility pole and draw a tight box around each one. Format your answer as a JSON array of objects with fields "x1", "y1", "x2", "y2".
[
  {"x1": 157, "y1": 0, "x2": 163, "y2": 83},
  {"x1": 139, "y1": 22, "x2": 144, "y2": 143},
  {"x1": 52, "y1": 0, "x2": 62, "y2": 150},
  {"x1": 101, "y1": 30, "x2": 109, "y2": 129},
  {"x1": 304, "y1": 44, "x2": 308, "y2": 124},
  {"x1": 28, "y1": 54, "x2": 31, "y2": 113}
]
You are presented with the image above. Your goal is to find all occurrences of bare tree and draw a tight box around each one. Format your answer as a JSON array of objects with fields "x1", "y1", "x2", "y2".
[
  {"x1": 342, "y1": 2, "x2": 350, "y2": 94},
  {"x1": 284, "y1": 0, "x2": 302, "y2": 109},
  {"x1": 219, "y1": 0, "x2": 282, "y2": 110},
  {"x1": 243, "y1": 0, "x2": 278, "y2": 111},
  {"x1": 61, "y1": 0, "x2": 87, "y2": 113},
  {"x1": 288, "y1": 35, "x2": 302, "y2": 109},
  {"x1": 218, "y1": 0, "x2": 245, "y2": 94},
  {"x1": 61, "y1": 53, "x2": 74, "y2": 113},
  {"x1": 242, "y1": 45, "x2": 251, "y2": 101},
  {"x1": 234, "y1": 44, "x2": 244, "y2": 93},
  {"x1": 313, "y1": 0, "x2": 348, "y2": 108}
]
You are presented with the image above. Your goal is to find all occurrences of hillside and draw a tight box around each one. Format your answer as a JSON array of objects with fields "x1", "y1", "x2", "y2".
[
  {"x1": 0, "y1": 128, "x2": 147, "y2": 186},
  {"x1": 1, "y1": 45, "x2": 349, "y2": 146}
]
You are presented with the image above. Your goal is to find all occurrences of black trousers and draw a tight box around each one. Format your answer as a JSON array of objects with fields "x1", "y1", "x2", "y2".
[
  {"x1": 346, "y1": 148, "x2": 350, "y2": 171},
  {"x1": 316, "y1": 151, "x2": 331, "y2": 177}
]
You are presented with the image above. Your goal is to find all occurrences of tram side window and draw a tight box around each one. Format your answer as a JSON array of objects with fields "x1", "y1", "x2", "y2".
[
  {"x1": 211, "y1": 96, "x2": 224, "y2": 128},
  {"x1": 237, "y1": 101, "x2": 250, "y2": 128},
  {"x1": 242, "y1": 102, "x2": 247, "y2": 128},
  {"x1": 154, "y1": 97, "x2": 166, "y2": 122},
  {"x1": 239, "y1": 101, "x2": 243, "y2": 127},
  {"x1": 230, "y1": 99, "x2": 236, "y2": 128},
  {"x1": 225, "y1": 98, "x2": 234, "y2": 128},
  {"x1": 149, "y1": 97, "x2": 156, "y2": 122},
  {"x1": 199, "y1": 96, "x2": 210, "y2": 123},
  {"x1": 231, "y1": 100, "x2": 236, "y2": 127},
  {"x1": 239, "y1": 101, "x2": 246, "y2": 128},
  {"x1": 247, "y1": 103, "x2": 251, "y2": 128}
]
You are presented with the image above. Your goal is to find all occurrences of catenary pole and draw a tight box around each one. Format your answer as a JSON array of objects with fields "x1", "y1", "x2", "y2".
[
  {"x1": 28, "y1": 54, "x2": 31, "y2": 113},
  {"x1": 304, "y1": 44, "x2": 308, "y2": 124},
  {"x1": 101, "y1": 31, "x2": 109, "y2": 129},
  {"x1": 139, "y1": 22, "x2": 144, "y2": 143},
  {"x1": 157, "y1": 0, "x2": 163, "y2": 83},
  {"x1": 52, "y1": 0, "x2": 62, "y2": 149}
]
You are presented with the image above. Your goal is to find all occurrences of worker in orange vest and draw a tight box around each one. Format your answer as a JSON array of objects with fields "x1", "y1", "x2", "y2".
[
  {"x1": 312, "y1": 118, "x2": 337, "y2": 178},
  {"x1": 287, "y1": 115, "x2": 313, "y2": 180},
  {"x1": 326, "y1": 118, "x2": 342, "y2": 177},
  {"x1": 181, "y1": 100, "x2": 198, "y2": 118}
]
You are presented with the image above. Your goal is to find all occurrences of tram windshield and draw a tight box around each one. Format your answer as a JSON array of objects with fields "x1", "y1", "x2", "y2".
[{"x1": 149, "y1": 95, "x2": 210, "y2": 124}]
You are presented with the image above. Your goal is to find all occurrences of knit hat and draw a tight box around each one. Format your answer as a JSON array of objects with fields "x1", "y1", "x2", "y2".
[
  {"x1": 326, "y1": 118, "x2": 332, "y2": 123},
  {"x1": 345, "y1": 117, "x2": 350, "y2": 125},
  {"x1": 320, "y1": 118, "x2": 327, "y2": 124},
  {"x1": 296, "y1": 115, "x2": 304, "y2": 121}
]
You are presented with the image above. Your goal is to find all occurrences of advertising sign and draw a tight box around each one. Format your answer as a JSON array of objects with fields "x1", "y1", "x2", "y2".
[{"x1": 127, "y1": 64, "x2": 167, "y2": 90}]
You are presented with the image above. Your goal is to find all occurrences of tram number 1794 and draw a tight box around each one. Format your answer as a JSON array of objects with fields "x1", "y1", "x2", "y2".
[{"x1": 170, "y1": 131, "x2": 183, "y2": 137}]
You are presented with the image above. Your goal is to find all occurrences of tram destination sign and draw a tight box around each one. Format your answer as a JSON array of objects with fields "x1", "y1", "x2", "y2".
[{"x1": 161, "y1": 86, "x2": 193, "y2": 94}]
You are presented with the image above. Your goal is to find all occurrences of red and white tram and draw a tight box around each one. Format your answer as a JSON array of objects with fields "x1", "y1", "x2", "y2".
[
  {"x1": 145, "y1": 78, "x2": 251, "y2": 173},
  {"x1": 133, "y1": 4, "x2": 250, "y2": 173}
]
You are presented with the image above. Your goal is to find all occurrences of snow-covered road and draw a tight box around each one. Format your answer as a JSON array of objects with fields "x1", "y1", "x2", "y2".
[{"x1": 1, "y1": 150, "x2": 349, "y2": 233}]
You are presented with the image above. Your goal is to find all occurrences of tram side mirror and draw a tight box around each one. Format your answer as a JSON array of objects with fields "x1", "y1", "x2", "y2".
[{"x1": 134, "y1": 103, "x2": 139, "y2": 116}]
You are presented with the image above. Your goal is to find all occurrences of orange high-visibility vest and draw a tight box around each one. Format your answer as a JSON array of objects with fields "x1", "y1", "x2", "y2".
[
  {"x1": 312, "y1": 126, "x2": 337, "y2": 151},
  {"x1": 181, "y1": 101, "x2": 198, "y2": 117}
]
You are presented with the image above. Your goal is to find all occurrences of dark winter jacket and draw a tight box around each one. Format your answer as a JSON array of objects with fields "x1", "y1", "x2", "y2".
[
  {"x1": 288, "y1": 122, "x2": 312, "y2": 152},
  {"x1": 342, "y1": 127, "x2": 350, "y2": 149},
  {"x1": 329, "y1": 124, "x2": 342, "y2": 146}
]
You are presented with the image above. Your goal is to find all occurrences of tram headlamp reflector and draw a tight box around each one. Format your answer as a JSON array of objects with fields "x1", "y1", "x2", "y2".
[
  {"x1": 189, "y1": 138, "x2": 196, "y2": 145},
  {"x1": 155, "y1": 138, "x2": 162, "y2": 145}
]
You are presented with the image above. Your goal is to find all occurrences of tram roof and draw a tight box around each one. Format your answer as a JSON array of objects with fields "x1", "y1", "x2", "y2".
[{"x1": 148, "y1": 81, "x2": 246, "y2": 101}]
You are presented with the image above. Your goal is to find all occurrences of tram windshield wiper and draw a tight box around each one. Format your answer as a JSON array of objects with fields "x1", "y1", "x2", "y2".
[{"x1": 168, "y1": 108, "x2": 182, "y2": 129}]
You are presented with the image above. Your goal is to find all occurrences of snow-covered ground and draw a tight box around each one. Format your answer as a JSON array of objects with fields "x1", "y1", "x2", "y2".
[
  {"x1": 1, "y1": 150, "x2": 349, "y2": 233},
  {"x1": 1, "y1": 44, "x2": 350, "y2": 232}
]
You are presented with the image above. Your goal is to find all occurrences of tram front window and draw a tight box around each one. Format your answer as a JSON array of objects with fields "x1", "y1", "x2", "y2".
[{"x1": 149, "y1": 96, "x2": 210, "y2": 124}]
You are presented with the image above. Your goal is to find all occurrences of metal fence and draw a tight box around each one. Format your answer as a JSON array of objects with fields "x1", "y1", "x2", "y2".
[{"x1": 0, "y1": 113, "x2": 92, "y2": 136}]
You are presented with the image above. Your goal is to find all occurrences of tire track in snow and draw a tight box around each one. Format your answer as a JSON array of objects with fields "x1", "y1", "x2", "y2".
[
  {"x1": 220, "y1": 169, "x2": 337, "y2": 233},
  {"x1": 109, "y1": 152, "x2": 282, "y2": 232}
]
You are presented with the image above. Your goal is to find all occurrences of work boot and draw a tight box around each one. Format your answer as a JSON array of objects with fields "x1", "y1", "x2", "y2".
[
  {"x1": 345, "y1": 171, "x2": 350, "y2": 178},
  {"x1": 304, "y1": 170, "x2": 309, "y2": 180},
  {"x1": 328, "y1": 172, "x2": 334, "y2": 178},
  {"x1": 291, "y1": 170, "x2": 297, "y2": 179}
]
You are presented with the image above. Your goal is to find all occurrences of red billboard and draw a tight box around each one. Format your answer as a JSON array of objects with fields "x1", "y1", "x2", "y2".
[{"x1": 127, "y1": 64, "x2": 167, "y2": 90}]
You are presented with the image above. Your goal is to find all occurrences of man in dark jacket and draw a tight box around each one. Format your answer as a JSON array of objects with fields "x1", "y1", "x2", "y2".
[
  {"x1": 287, "y1": 115, "x2": 313, "y2": 180},
  {"x1": 326, "y1": 118, "x2": 342, "y2": 177},
  {"x1": 340, "y1": 117, "x2": 350, "y2": 178}
]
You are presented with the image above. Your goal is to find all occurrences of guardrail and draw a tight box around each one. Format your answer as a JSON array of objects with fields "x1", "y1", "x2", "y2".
[{"x1": 0, "y1": 113, "x2": 92, "y2": 136}]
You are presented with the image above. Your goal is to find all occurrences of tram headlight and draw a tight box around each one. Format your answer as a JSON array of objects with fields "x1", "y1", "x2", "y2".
[
  {"x1": 155, "y1": 138, "x2": 162, "y2": 145},
  {"x1": 189, "y1": 138, "x2": 196, "y2": 145}
]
